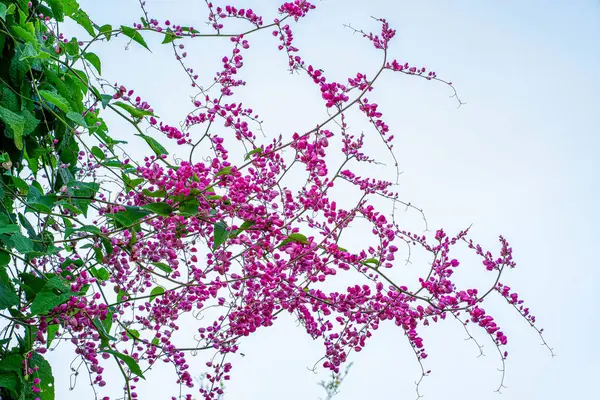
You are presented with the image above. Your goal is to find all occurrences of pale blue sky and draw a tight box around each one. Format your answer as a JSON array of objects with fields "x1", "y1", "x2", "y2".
[{"x1": 50, "y1": 1, "x2": 600, "y2": 399}]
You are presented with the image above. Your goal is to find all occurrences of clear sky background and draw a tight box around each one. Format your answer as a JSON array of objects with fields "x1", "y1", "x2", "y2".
[{"x1": 50, "y1": 1, "x2": 600, "y2": 399}]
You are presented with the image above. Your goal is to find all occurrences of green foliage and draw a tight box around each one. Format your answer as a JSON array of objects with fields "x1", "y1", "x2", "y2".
[
  {"x1": 115, "y1": 102, "x2": 154, "y2": 119},
  {"x1": 101, "y1": 350, "x2": 146, "y2": 379},
  {"x1": 279, "y1": 233, "x2": 310, "y2": 247},
  {"x1": 152, "y1": 262, "x2": 172, "y2": 274},
  {"x1": 0, "y1": 2, "x2": 182, "y2": 398},
  {"x1": 142, "y1": 202, "x2": 173, "y2": 216},
  {"x1": 120, "y1": 25, "x2": 149, "y2": 51},
  {"x1": 29, "y1": 276, "x2": 73, "y2": 315},
  {"x1": 0, "y1": 352, "x2": 54, "y2": 400},
  {"x1": 136, "y1": 133, "x2": 167, "y2": 156},
  {"x1": 213, "y1": 221, "x2": 229, "y2": 250},
  {"x1": 149, "y1": 286, "x2": 165, "y2": 302}
]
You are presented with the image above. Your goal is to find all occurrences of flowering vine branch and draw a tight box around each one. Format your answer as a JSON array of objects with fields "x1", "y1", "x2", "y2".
[{"x1": 0, "y1": 1, "x2": 551, "y2": 400}]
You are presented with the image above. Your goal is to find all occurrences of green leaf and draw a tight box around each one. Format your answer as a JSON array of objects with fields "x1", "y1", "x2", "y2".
[
  {"x1": 64, "y1": 224, "x2": 101, "y2": 238},
  {"x1": 19, "y1": 213, "x2": 37, "y2": 240},
  {"x1": 151, "y1": 262, "x2": 172, "y2": 274},
  {"x1": 10, "y1": 25, "x2": 36, "y2": 43},
  {"x1": 66, "y1": 180, "x2": 99, "y2": 217},
  {"x1": 238, "y1": 220, "x2": 255, "y2": 232},
  {"x1": 45, "y1": 67, "x2": 80, "y2": 112},
  {"x1": 62, "y1": 0, "x2": 79, "y2": 15},
  {"x1": 101, "y1": 309, "x2": 114, "y2": 338},
  {"x1": 0, "y1": 250, "x2": 10, "y2": 266},
  {"x1": 19, "y1": 272, "x2": 46, "y2": 302},
  {"x1": 0, "y1": 371, "x2": 18, "y2": 392},
  {"x1": 279, "y1": 233, "x2": 309, "y2": 247},
  {"x1": 0, "y1": 354, "x2": 23, "y2": 398},
  {"x1": 91, "y1": 146, "x2": 105, "y2": 160},
  {"x1": 66, "y1": 111, "x2": 87, "y2": 127},
  {"x1": 361, "y1": 258, "x2": 380, "y2": 267},
  {"x1": 102, "y1": 159, "x2": 125, "y2": 168},
  {"x1": 83, "y1": 52, "x2": 101, "y2": 74},
  {"x1": 120, "y1": 172, "x2": 143, "y2": 191},
  {"x1": 22, "y1": 108, "x2": 40, "y2": 136},
  {"x1": 11, "y1": 176, "x2": 29, "y2": 194},
  {"x1": 46, "y1": 324, "x2": 59, "y2": 348},
  {"x1": 70, "y1": 8, "x2": 95, "y2": 36},
  {"x1": 230, "y1": 220, "x2": 256, "y2": 238},
  {"x1": 0, "y1": 106, "x2": 25, "y2": 150},
  {"x1": 125, "y1": 328, "x2": 140, "y2": 340},
  {"x1": 120, "y1": 25, "x2": 150, "y2": 51},
  {"x1": 213, "y1": 221, "x2": 228, "y2": 251},
  {"x1": 178, "y1": 198, "x2": 199, "y2": 217},
  {"x1": 30, "y1": 276, "x2": 73, "y2": 315},
  {"x1": 161, "y1": 29, "x2": 181, "y2": 44},
  {"x1": 99, "y1": 24, "x2": 113, "y2": 40},
  {"x1": 39, "y1": 90, "x2": 71, "y2": 113},
  {"x1": 47, "y1": 273, "x2": 73, "y2": 290},
  {"x1": 10, "y1": 232, "x2": 33, "y2": 254},
  {"x1": 289, "y1": 233, "x2": 309, "y2": 244},
  {"x1": 9, "y1": 43, "x2": 29, "y2": 86},
  {"x1": 109, "y1": 206, "x2": 151, "y2": 227},
  {"x1": 19, "y1": 41, "x2": 50, "y2": 62},
  {"x1": 181, "y1": 26, "x2": 200, "y2": 34},
  {"x1": 100, "y1": 94, "x2": 113, "y2": 109},
  {"x1": 136, "y1": 134, "x2": 168, "y2": 156},
  {"x1": 244, "y1": 147, "x2": 263, "y2": 160},
  {"x1": 101, "y1": 349, "x2": 145, "y2": 379},
  {"x1": 0, "y1": 85, "x2": 18, "y2": 112},
  {"x1": 150, "y1": 286, "x2": 165, "y2": 302},
  {"x1": 0, "y1": 279, "x2": 19, "y2": 310},
  {"x1": 142, "y1": 189, "x2": 166, "y2": 198},
  {"x1": 90, "y1": 267, "x2": 109, "y2": 281},
  {"x1": 92, "y1": 317, "x2": 117, "y2": 343},
  {"x1": 26, "y1": 185, "x2": 57, "y2": 214},
  {"x1": 46, "y1": 0, "x2": 65, "y2": 21},
  {"x1": 0, "y1": 353, "x2": 22, "y2": 374},
  {"x1": 127, "y1": 178, "x2": 144, "y2": 190},
  {"x1": 0, "y1": 4, "x2": 8, "y2": 21},
  {"x1": 65, "y1": 38, "x2": 80, "y2": 57},
  {"x1": 30, "y1": 289, "x2": 69, "y2": 315},
  {"x1": 142, "y1": 202, "x2": 173, "y2": 217},
  {"x1": 101, "y1": 237, "x2": 114, "y2": 256},
  {"x1": 66, "y1": 68, "x2": 89, "y2": 95},
  {"x1": 0, "y1": 225, "x2": 19, "y2": 234},
  {"x1": 56, "y1": 201, "x2": 83, "y2": 216},
  {"x1": 31, "y1": 353, "x2": 55, "y2": 400},
  {"x1": 215, "y1": 166, "x2": 233, "y2": 177},
  {"x1": 114, "y1": 102, "x2": 154, "y2": 119},
  {"x1": 69, "y1": 180, "x2": 99, "y2": 194}
]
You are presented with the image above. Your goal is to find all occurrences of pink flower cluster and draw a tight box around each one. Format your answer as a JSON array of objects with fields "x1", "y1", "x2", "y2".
[
  {"x1": 24, "y1": 2, "x2": 550, "y2": 399},
  {"x1": 278, "y1": 0, "x2": 316, "y2": 21}
]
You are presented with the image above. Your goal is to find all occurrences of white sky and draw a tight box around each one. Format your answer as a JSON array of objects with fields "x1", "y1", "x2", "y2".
[{"x1": 49, "y1": 1, "x2": 600, "y2": 399}]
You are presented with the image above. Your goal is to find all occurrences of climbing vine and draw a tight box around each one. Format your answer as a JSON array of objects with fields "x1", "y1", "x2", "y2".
[{"x1": 0, "y1": 1, "x2": 551, "y2": 399}]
